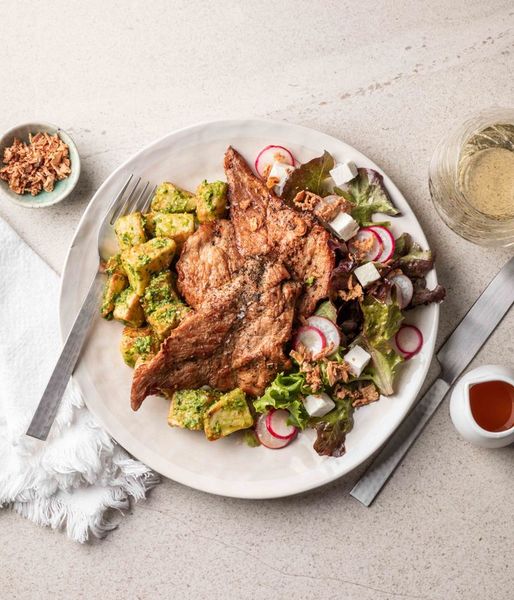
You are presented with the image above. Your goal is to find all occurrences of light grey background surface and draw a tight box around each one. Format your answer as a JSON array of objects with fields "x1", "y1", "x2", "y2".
[{"x1": 1, "y1": 1, "x2": 513, "y2": 599}]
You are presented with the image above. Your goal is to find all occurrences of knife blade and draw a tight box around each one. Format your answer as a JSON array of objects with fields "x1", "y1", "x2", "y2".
[{"x1": 350, "y1": 256, "x2": 514, "y2": 506}]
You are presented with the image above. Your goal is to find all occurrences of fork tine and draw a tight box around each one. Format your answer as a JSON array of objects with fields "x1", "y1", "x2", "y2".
[
  {"x1": 105, "y1": 174, "x2": 133, "y2": 225},
  {"x1": 140, "y1": 184, "x2": 157, "y2": 214},
  {"x1": 110, "y1": 177, "x2": 141, "y2": 225},
  {"x1": 128, "y1": 181, "x2": 149, "y2": 214}
]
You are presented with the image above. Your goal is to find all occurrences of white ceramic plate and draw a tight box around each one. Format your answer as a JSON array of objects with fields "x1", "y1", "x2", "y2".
[{"x1": 59, "y1": 119, "x2": 439, "y2": 499}]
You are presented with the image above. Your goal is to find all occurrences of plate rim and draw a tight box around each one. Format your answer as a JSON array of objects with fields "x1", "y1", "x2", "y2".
[{"x1": 59, "y1": 117, "x2": 439, "y2": 499}]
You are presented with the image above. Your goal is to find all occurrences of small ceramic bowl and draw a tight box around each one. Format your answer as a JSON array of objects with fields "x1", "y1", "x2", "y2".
[
  {"x1": 0, "y1": 121, "x2": 80, "y2": 208},
  {"x1": 450, "y1": 365, "x2": 514, "y2": 448}
]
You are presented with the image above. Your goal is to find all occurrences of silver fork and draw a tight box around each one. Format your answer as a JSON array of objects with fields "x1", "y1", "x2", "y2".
[{"x1": 26, "y1": 175, "x2": 155, "y2": 441}]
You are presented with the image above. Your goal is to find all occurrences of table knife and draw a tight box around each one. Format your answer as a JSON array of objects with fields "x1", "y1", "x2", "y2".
[{"x1": 350, "y1": 256, "x2": 514, "y2": 506}]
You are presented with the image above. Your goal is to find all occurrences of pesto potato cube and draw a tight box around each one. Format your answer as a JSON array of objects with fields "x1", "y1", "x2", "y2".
[
  {"x1": 141, "y1": 271, "x2": 178, "y2": 315},
  {"x1": 204, "y1": 389, "x2": 253, "y2": 441},
  {"x1": 119, "y1": 326, "x2": 159, "y2": 367},
  {"x1": 146, "y1": 302, "x2": 190, "y2": 339},
  {"x1": 113, "y1": 288, "x2": 145, "y2": 327},
  {"x1": 114, "y1": 212, "x2": 147, "y2": 251},
  {"x1": 121, "y1": 238, "x2": 176, "y2": 295},
  {"x1": 196, "y1": 180, "x2": 228, "y2": 223},
  {"x1": 167, "y1": 389, "x2": 217, "y2": 431},
  {"x1": 105, "y1": 253, "x2": 126, "y2": 276},
  {"x1": 153, "y1": 213, "x2": 195, "y2": 246},
  {"x1": 144, "y1": 212, "x2": 156, "y2": 237},
  {"x1": 151, "y1": 182, "x2": 196, "y2": 214},
  {"x1": 100, "y1": 271, "x2": 128, "y2": 318}
]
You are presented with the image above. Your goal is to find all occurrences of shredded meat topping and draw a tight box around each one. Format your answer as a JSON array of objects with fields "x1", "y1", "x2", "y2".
[
  {"x1": 335, "y1": 382, "x2": 380, "y2": 407},
  {"x1": 351, "y1": 383, "x2": 380, "y2": 407},
  {"x1": 0, "y1": 132, "x2": 71, "y2": 195},
  {"x1": 325, "y1": 360, "x2": 351, "y2": 386},
  {"x1": 293, "y1": 189, "x2": 323, "y2": 212},
  {"x1": 350, "y1": 235, "x2": 374, "y2": 261},
  {"x1": 290, "y1": 347, "x2": 324, "y2": 392},
  {"x1": 314, "y1": 197, "x2": 342, "y2": 221},
  {"x1": 315, "y1": 195, "x2": 353, "y2": 222},
  {"x1": 338, "y1": 275, "x2": 363, "y2": 302}
]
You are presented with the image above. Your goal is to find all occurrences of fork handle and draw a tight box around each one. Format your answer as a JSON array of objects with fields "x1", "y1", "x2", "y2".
[{"x1": 26, "y1": 271, "x2": 104, "y2": 441}]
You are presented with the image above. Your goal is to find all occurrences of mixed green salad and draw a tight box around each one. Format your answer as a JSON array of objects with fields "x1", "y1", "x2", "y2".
[{"x1": 247, "y1": 146, "x2": 446, "y2": 455}]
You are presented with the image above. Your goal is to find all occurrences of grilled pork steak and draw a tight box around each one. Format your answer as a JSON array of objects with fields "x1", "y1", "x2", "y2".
[
  {"x1": 130, "y1": 147, "x2": 334, "y2": 410},
  {"x1": 176, "y1": 219, "x2": 243, "y2": 309},
  {"x1": 225, "y1": 146, "x2": 334, "y2": 317}
]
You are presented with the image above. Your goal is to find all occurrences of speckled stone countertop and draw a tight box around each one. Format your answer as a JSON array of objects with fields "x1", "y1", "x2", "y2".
[{"x1": 1, "y1": 2, "x2": 513, "y2": 599}]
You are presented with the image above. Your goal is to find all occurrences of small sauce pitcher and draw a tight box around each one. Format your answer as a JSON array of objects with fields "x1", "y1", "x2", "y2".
[{"x1": 450, "y1": 365, "x2": 514, "y2": 448}]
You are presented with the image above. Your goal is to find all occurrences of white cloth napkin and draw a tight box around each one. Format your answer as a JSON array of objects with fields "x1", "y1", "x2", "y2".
[{"x1": 0, "y1": 217, "x2": 159, "y2": 542}]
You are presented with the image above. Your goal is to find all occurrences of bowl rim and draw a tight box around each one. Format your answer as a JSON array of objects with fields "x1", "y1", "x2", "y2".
[{"x1": 0, "y1": 120, "x2": 81, "y2": 209}]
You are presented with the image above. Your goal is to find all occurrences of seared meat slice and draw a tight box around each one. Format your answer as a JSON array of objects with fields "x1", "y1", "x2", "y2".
[
  {"x1": 131, "y1": 258, "x2": 298, "y2": 410},
  {"x1": 176, "y1": 219, "x2": 243, "y2": 309},
  {"x1": 131, "y1": 147, "x2": 335, "y2": 410},
  {"x1": 225, "y1": 147, "x2": 334, "y2": 317}
]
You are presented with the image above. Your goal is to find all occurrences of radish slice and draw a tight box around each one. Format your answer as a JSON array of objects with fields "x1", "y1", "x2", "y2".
[
  {"x1": 348, "y1": 227, "x2": 383, "y2": 262},
  {"x1": 266, "y1": 409, "x2": 298, "y2": 440},
  {"x1": 255, "y1": 145, "x2": 295, "y2": 178},
  {"x1": 255, "y1": 413, "x2": 293, "y2": 449},
  {"x1": 368, "y1": 225, "x2": 395, "y2": 263},
  {"x1": 306, "y1": 316, "x2": 341, "y2": 351},
  {"x1": 389, "y1": 274, "x2": 414, "y2": 309},
  {"x1": 293, "y1": 325, "x2": 327, "y2": 355},
  {"x1": 395, "y1": 325, "x2": 423, "y2": 358}
]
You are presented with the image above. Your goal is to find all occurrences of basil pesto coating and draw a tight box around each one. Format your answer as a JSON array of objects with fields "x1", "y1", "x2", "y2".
[
  {"x1": 150, "y1": 182, "x2": 196, "y2": 214},
  {"x1": 167, "y1": 389, "x2": 218, "y2": 431},
  {"x1": 204, "y1": 389, "x2": 253, "y2": 440},
  {"x1": 195, "y1": 180, "x2": 228, "y2": 223}
]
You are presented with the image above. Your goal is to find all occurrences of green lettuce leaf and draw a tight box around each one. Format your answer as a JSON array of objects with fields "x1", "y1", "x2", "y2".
[
  {"x1": 282, "y1": 151, "x2": 335, "y2": 202},
  {"x1": 311, "y1": 396, "x2": 354, "y2": 457},
  {"x1": 400, "y1": 241, "x2": 432, "y2": 262},
  {"x1": 360, "y1": 344, "x2": 403, "y2": 396},
  {"x1": 392, "y1": 232, "x2": 412, "y2": 259},
  {"x1": 315, "y1": 300, "x2": 338, "y2": 323},
  {"x1": 391, "y1": 232, "x2": 436, "y2": 277},
  {"x1": 411, "y1": 279, "x2": 446, "y2": 306},
  {"x1": 395, "y1": 243, "x2": 434, "y2": 278},
  {"x1": 358, "y1": 297, "x2": 404, "y2": 395},
  {"x1": 361, "y1": 296, "x2": 403, "y2": 349},
  {"x1": 336, "y1": 168, "x2": 399, "y2": 225},
  {"x1": 253, "y1": 372, "x2": 310, "y2": 429}
]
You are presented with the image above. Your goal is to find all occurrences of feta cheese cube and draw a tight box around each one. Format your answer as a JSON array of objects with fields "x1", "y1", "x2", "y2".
[
  {"x1": 303, "y1": 392, "x2": 335, "y2": 418},
  {"x1": 329, "y1": 162, "x2": 358, "y2": 186},
  {"x1": 267, "y1": 161, "x2": 294, "y2": 196},
  {"x1": 354, "y1": 262, "x2": 381, "y2": 287},
  {"x1": 329, "y1": 211, "x2": 359, "y2": 241},
  {"x1": 344, "y1": 345, "x2": 371, "y2": 377}
]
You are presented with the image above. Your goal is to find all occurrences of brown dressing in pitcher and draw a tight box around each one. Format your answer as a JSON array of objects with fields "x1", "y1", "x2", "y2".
[{"x1": 469, "y1": 380, "x2": 514, "y2": 432}]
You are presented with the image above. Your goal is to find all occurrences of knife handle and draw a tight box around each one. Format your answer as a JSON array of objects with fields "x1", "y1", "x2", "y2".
[
  {"x1": 350, "y1": 378, "x2": 450, "y2": 506},
  {"x1": 25, "y1": 271, "x2": 104, "y2": 441}
]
